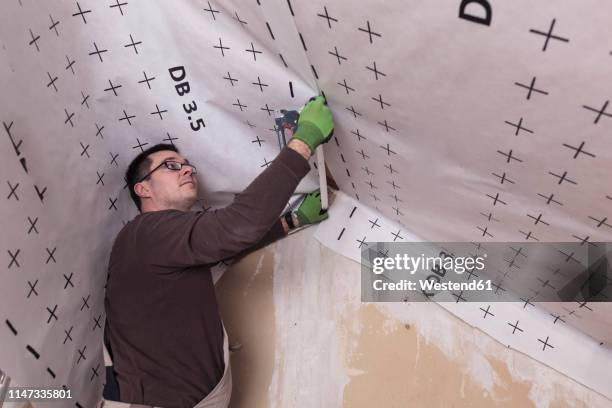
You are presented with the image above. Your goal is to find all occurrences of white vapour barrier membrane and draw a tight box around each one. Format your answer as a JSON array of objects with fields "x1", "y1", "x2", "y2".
[{"x1": 1, "y1": 0, "x2": 611, "y2": 406}]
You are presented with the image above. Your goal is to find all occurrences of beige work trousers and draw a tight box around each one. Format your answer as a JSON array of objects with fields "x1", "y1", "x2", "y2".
[{"x1": 99, "y1": 324, "x2": 232, "y2": 408}]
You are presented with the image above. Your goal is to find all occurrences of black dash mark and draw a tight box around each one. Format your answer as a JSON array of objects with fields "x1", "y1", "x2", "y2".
[
  {"x1": 6, "y1": 319, "x2": 17, "y2": 335},
  {"x1": 337, "y1": 227, "x2": 345, "y2": 240},
  {"x1": 298, "y1": 33, "x2": 307, "y2": 51},
  {"x1": 47, "y1": 367, "x2": 56, "y2": 378},
  {"x1": 26, "y1": 344, "x2": 40, "y2": 359},
  {"x1": 279, "y1": 53, "x2": 288, "y2": 68},
  {"x1": 345, "y1": 168, "x2": 350, "y2": 177},
  {"x1": 286, "y1": 0, "x2": 294, "y2": 16},
  {"x1": 76, "y1": 403, "x2": 84, "y2": 408},
  {"x1": 311, "y1": 65, "x2": 319, "y2": 79},
  {"x1": 266, "y1": 22, "x2": 275, "y2": 40},
  {"x1": 289, "y1": 81, "x2": 294, "y2": 97},
  {"x1": 349, "y1": 206, "x2": 357, "y2": 218}
]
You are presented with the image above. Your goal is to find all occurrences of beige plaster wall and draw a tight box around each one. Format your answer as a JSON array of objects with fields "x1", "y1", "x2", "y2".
[{"x1": 216, "y1": 227, "x2": 612, "y2": 408}]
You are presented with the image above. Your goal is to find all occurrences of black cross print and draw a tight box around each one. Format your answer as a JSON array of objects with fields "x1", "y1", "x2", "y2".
[
  {"x1": 150, "y1": 104, "x2": 168, "y2": 120},
  {"x1": 358, "y1": 20, "x2": 381, "y2": 43},
  {"x1": 356, "y1": 236, "x2": 367, "y2": 248},
  {"x1": 63, "y1": 273, "x2": 74, "y2": 289},
  {"x1": 368, "y1": 218, "x2": 381, "y2": 229},
  {"x1": 81, "y1": 91, "x2": 90, "y2": 108},
  {"x1": 48, "y1": 14, "x2": 60, "y2": 36},
  {"x1": 503, "y1": 256, "x2": 520, "y2": 269},
  {"x1": 109, "y1": 152, "x2": 119, "y2": 166},
  {"x1": 233, "y1": 12, "x2": 247, "y2": 25},
  {"x1": 362, "y1": 166, "x2": 374, "y2": 176},
  {"x1": 77, "y1": 345, "x2": 87, "y2": 364},
  {"x1": 88, "y1": 42, "x2": 108, "y2": 62},
  {"x1": 46, "y1": 304, "x2": 59, "y2": 323},
  {"x1": 572, "y1": 234, "x2": 596, "y2": 247},
  {"x1": 91, "y1": 363, "x2": 100, "y2": 382},
  {"x1": 28, "y1": 28, "x2": 41, "y2": 52},
  {"x1": 163, "y1": 132, "x2": 178, "y2": 145},
  {"x1": 65, "y1": 55, "x2": 76, "y2": 74},
  {"x1": 582, "y1": 100, "x2": 611, "y2": 124},
  {"x1": 537, "y1": 278, "x2": 555, "y2": 289},
  {"x1": 260, "y1": 157, "x2": 272, "y2": 168},
  {"x1": 576, "y1": 301, "x2": 593, "y2": 311},
  {"x1": 252, "y1": 76, "x2": 268, "y2": 92},
  {"x1": 45, "y1": 247, "x2": 57, "y2": 263},
  {"x1": 92, "y1": 314, "x2": 102, "y2": 331},
  {"x1": 251, "y1": 136, "x2": 264, "y2": 147},
  {"x1": 452, "y1": 291, "x2": 467, "y2": 302},
  {"x1": 346, "y1": 106, "x2": 361, "y2": 118},
  {"x1": 372, "y1": 94, "x2": 390, "y2": 109},
  {"x1": 480, "y1": 212, "x2": 499, "y2": 222},
  {"x1": 8, "y1": 249, "x2": 21, "y2": 268},
  {"x1": 378, "y1": 119, "x2": 396, "y2": 132},
  {"x1": 356, "y1": 149, "x2": 370, "y2": 160},
  {"x1": 519, "y1": 230, "x2": 539, "y2": 241},
  {"x1": 365, "y1": 180, "x2": 377, "y2": 190},
  {"x1": 109, "y1": 0, "x2": 128, "y2": 15},
  {"x1": 537, "y1": 336, "x2": 554, "y2": 351},
  {"x1": 63, "y1": 326, "x2": 74, "y2": 343},
  {"x1": 477, "y1": 226, "x2": 494, "y2": 238},
  {"x1": 119, "y1": 109, "x2": 136, "y2": 125},
  {"x1": 104, "y1": 79, "x2": 122, "y2": 96},
  {"x1": 588, "y1": 215, "x2": 611, "y2": 229},
  {"x1": 514, "y1": 76, "x2": 548, "y2": 100},
  {"x1": 386, "y1": 180, "x2": 401, "y2": 190},
  {"x1": 537, "y1": 192, "x2": 562, "y2": 206},
  {"x1": 479, "y1": 305, "x2": 495, "y2": 319},
  {"x1": 548, "y1": 170, "x2": 576, "y2": 185},
  {"x1": 527, "y1": 213, "x2": 549, "y2": 226},
  {"x1": 380, "y1": 144, "x2": 396, "y2": 155},
  {"x1": 329, "y1": 47, "x2": 347, "y2": 65},
  {"x1": 384, "y1": 163, "x2": 398, "y2": 174},
  {"x1": 27, "y1": 279, "x2": 38, "y2": 298},
  {"x1": 529, "y1": 18, "x2": 569, "y2": 52},
  {"x1": 390, "y1": 194, "x2": 402, "y2": 203},
  {"x1": 124, "y1": 34, "x2": 142, "y2": 54},
  {"x1": 108, "y1": 196, "x2": 118, "y2": 211},
  {"x1": 370, "y1": 193, "x2": 380, "y2": 202},
  {"x1": 391, "y1": 230, "x2": 404, "y2": 241},
  {"x1": 504, "y1": 117, "x2": 533, "y2": 136},
  {"x1": 337, "y1": 79, "x2": 355, "y2": 94},
  {"x1": 491, "y1": 281, "x2": 506, "y2": 295},
  {"x1": 94, "y1": 124, "x2": 105, "y2": 139},
  {"x1": 7, "y1": 181, "x2": 19, "y2": 200},
  {"x1": 392, "y1": 206, "x2": 403, "y2": 216},
  {"x1": 80, "y1": 142, "x2": 90, "y2": 158},
  {"x1": 557, "y1": 249, "x2": 579, "y2": 263},
  {"x1": 203, "y1": 1, "x2": 221, "y2": 19},
  {"x1": 64, "y1": 108, "x2": 75, "y2": 127},
  {"x1": 213, "y1": 38, "x2": 230, "y2": 56},
  {"x1": 80, "y1": 295, "x2": 90, "y2": 311},
  {"x1": 464, "y1": 267, "x2": 479, "y2": 281},
  {"x1": 46, "y1": 72, "x2": 59, "y2": 92},
  {"x1": 520, "y1": 297, "x2": 535, "y2": 308},
  {"x1": 34, "y1": 185, "x2": 46, "y2": 202},
  {"x1": 497, "y1": 149, "x2": 523, "y2": 163},
  {"x1": 245, "y1": 42, "x2": 262, "y2": 61},
  {"x1": 351, "y1": 129, "x2": 366, "y2": 141},
  {"x1": 508, "y1": 320, "x2": 523, "y2": 334},
  {"x1": 550, "y1": 313, "x2": 566, "y2": 324},
  {"x1": 223, "y1": 72, "x2": 238, "y2": 86},
  {"x1": 72, "y1": 2, "x2": 92, "y2": 24},
  {"x1": 261, "y1": 104, "x2": 274, "y2": 115},
  {"x1": 317, "y1": 6, "x2": 338, "y2": 28},
  {"x1": 138, "y1": 71, "x2": 155, "y2": 89},
  {"x1": 233, "y1": 99, "x2": 247, "y2": 111},
  {"x1": 366, "y1": 61, "x2": 386, "y2": 80},
  {"x1": 486, "y1": 192, "x2": 507, "y2": 206},
  {"x1": 562, "y1": 141, "x2": 595, "y2": 159},
  {"x1": 27, "y1": 216, "x2": 39, "y2": 234}
]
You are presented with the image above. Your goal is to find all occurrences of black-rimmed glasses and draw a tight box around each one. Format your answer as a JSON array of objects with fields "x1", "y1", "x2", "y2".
[{"x1": 137, "y1": 160, "x2": 197, "y2": 183}]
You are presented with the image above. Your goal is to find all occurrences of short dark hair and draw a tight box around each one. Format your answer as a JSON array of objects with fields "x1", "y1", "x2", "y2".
[{"x1": 125, "y1": 143, "x2": 179, "y2": 212}]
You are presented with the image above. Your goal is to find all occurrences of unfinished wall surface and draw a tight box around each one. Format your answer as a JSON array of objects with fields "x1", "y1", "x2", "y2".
[{"x1": 217, "y1": 227, "x2": 612, "y2": 408}]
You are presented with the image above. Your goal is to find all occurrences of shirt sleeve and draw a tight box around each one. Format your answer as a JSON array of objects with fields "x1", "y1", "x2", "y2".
[{"x1": 135, "y1": 147, "x2": 310, "y2": 271}]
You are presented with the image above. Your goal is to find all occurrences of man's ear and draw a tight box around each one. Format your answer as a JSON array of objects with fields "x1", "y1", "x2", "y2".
[{"x1": 134, "y1": 182, "x2": 151, "y2": 200}]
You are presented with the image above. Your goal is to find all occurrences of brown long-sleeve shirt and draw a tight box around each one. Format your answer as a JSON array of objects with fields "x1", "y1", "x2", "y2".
[{"x1": 104, "y1": 147, "x2": 310, "y2": 408}]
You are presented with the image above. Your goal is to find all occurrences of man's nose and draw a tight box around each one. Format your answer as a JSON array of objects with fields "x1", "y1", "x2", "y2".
[{"x1": 181, "y1": 165, "x2": 194, "y2": 177}]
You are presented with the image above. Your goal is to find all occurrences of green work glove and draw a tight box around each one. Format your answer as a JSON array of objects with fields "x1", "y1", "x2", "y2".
[
  {"x1": 292, "y1": 96, "x2": 334, "y2": 153},
  {"x1": 295, "y1": 190, "x2": 329, "y2": 226}
]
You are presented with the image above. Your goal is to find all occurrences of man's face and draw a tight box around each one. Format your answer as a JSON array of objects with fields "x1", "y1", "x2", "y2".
[{"x1": 136, "y1": 150, "x2": 198, "y2": 211}]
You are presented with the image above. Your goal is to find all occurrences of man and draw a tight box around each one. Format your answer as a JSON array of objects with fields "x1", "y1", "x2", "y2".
[{"x1": 102, "y1": 96, "x2": 334, "y2": 408}]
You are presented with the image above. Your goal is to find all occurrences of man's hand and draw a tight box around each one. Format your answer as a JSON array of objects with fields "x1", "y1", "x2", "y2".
[
  {"x1": 291, "y1": 96, "x2": 334, "y2": 154},
  {"x1": 295, "y1": 190, "x2": 329, "y2": 226}
]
